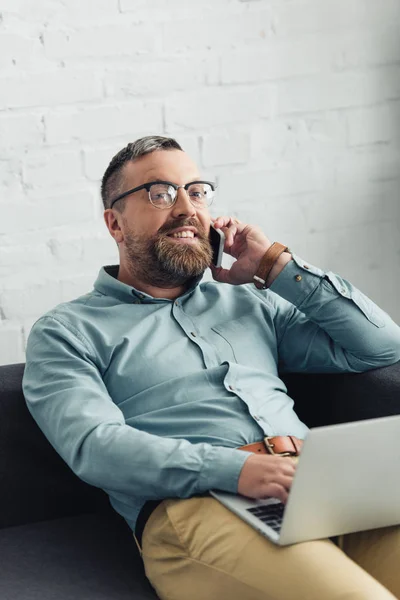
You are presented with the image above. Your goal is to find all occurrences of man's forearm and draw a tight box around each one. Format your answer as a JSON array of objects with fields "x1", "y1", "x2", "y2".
[{"x1": 268, "y1": 252, "x2": 400, "y2": 372}]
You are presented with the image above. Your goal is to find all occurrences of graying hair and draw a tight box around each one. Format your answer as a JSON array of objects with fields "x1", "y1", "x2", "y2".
[{"x1": 101, "y1": 135, "x2": 183, "y2": 210}]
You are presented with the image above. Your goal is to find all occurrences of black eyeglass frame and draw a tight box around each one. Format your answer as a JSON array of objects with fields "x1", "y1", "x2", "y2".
[{"x1": 109, "y1": 180, "x2": 217, "y2": 210}]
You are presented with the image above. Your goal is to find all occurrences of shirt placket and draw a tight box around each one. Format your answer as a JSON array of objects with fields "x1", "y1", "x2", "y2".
[{"x1": 172, "y1": 298, "x2": 274, "y2": 436}]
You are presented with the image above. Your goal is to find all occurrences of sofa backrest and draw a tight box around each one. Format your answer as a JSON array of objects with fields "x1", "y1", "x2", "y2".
[
  {"x1": 283, "y1": 361, "x2": 400, "y2": 426},
  {"x1": 1, "y1": 361, "x2": 399, "y2": 529}
]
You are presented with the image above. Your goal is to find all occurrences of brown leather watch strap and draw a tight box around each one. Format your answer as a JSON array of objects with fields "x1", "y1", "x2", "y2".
[
  {"x1": 238, "y1": 436, "x2": 303, "y2": 457},
  {"x1": 253, "y1": 242, "x2": 289, "y2": 290}
]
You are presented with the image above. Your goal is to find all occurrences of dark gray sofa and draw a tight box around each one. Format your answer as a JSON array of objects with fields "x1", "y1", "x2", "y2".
[{"x1": 1, "y1": 361, "x2": 400, "y2": 599}]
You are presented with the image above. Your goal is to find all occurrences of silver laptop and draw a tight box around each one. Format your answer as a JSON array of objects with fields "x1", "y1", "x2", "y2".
[{"x1": 210, "y1": 415, "x2": 400, "y2": 545}]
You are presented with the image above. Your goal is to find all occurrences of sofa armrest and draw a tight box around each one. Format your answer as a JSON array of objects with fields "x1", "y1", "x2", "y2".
[
  {"x1": 0, "y1": 363, "x2": 110, "y2": 529},
  {"x1": 280, "y1": 361, "x2": 400, "y2": 429}
]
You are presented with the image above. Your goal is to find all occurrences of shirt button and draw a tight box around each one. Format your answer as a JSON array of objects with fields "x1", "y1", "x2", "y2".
[
  {"x1": 341, "y1": 288, "x2": 347, "y2": 295},
  {"x1": 254, "y1": 415, "x2": 260, "y2": 421},
  {"x1": 191, "y1": 331, "x2": 196, "y2": 337},
  {"x1": 303, "y1": 265, "x2": 310, "y2": 269},
  {"x1": 228, "y1": 385, "x2": 234, "y2": 391},
  {"x1": 175, "y1": 301, "x2": 179, "y2": 306},
  {"x1": 295, "y1": 275, "x2": 302, "y2": 282}
]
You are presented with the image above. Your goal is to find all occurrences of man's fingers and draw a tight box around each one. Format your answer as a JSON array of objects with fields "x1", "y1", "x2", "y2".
[
  {"x1": 263, "y1": 473, "x2": 293, "y2": 494},
  {"x1": 279, "y1": 459, "x2": 297, "y2": 476},
  {"x1": 262, "y1": 483, "x2": 289, "y2": 504},
  {"x1": 213, "y1": 216, "x2": 236, "y2": 228},
  {"x1": 221, "y1": 224, "x2": 238, "y2": 248},
  {"x1": 279, "y1": 474, "x2": 295, "y2": 492}
]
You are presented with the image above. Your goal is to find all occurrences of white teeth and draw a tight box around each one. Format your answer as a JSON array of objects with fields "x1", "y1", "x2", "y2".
[{"x1": 171, "y1": 231, "x2": 194, "y2": 238}]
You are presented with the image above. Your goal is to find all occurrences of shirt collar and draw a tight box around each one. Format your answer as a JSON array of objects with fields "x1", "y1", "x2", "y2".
[{"x1": 93, "y1": 265, "x2": 204, "y2": 304}]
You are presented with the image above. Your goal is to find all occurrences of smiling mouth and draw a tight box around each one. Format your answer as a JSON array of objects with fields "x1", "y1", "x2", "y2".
[{"x1": 168, "y1": 231, "x2": 196, "y2": 239}]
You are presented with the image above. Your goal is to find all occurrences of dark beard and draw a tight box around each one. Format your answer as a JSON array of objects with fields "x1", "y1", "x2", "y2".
[{"x1": 123, "y1": 218, "x2": 213, "y2": 289}]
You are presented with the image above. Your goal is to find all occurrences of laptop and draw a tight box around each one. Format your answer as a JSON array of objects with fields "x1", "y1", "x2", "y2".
[{"x1": 210, "y1": 415, "x2": 400, "y2": 545}]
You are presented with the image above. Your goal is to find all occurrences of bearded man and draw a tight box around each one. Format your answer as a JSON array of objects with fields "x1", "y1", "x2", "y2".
[{"x1": 23, "y1": 136, "x2": 400, "y2": 600}]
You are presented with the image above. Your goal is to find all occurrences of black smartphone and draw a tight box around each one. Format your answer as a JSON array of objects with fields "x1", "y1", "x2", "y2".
[{"x1": 209, "y1": 224, "x2": 225, "y2": 268}]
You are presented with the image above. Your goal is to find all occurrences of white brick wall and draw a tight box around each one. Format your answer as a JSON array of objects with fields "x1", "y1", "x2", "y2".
[{"x1": 1, "y1": 0, "x2": 400, "y2": 366}]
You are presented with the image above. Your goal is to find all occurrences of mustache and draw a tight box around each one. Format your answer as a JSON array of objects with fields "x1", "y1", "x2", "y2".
[{"x1": 158, "y1": 218, "x2": 208, "y2": 239}]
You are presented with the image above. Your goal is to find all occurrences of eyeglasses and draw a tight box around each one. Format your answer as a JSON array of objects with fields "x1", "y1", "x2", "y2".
[{"x1": 109, "y1": 180, "x2": 216, "y2": 210}]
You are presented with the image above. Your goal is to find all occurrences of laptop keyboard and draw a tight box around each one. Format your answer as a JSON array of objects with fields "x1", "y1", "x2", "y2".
[{"x1": 246, "y1": 502, "x2": 285, "y2": 533}]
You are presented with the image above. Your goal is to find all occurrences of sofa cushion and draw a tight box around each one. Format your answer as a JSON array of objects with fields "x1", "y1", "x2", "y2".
[{"x1": 0, "y1": 510, "x2": 158, "y2": 600}]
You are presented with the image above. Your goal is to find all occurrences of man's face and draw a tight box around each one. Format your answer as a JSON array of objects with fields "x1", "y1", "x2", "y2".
[{"x1": 111, "y1": 150, "x2": 213, "y2": 288}]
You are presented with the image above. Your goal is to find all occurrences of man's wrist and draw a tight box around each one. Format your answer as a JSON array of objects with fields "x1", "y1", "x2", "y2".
[
  {"x1": 253, "y1": 243, "x2": 293, "y2": 289},
  {"x1": 265, "y1": 252, "x2": 292, "y2": 287}
]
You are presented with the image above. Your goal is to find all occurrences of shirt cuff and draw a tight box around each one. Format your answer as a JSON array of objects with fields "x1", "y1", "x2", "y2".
[
  {"x1": 200, "y1": 446, "x2": 253, "y2": 494},
  {"x1": 268, "y1": 252, "x2": 326, "y2": 308}
]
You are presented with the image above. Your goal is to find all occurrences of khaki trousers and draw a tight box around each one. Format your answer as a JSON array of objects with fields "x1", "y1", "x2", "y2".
[{"x1": 137, "y1": 496, "x2": 400, "y2": 600}]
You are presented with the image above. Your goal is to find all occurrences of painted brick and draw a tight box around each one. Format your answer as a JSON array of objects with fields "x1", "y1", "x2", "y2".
[
  {"x1": 48, "y1": 0, "x2": 120, "y2": 27},
  {"x1": 1, "y1": 0, "x2": 400, "y2": 365},
  {"x1": 0, "y1": 70, "x2": 103, "y2": 109},
  {"x1": 0, "y1": 280, "x2": 64, "y2": 320},
  {"x1": 270, "y1": 0, "x2": 400, "y2": 37},
  {"x1": 165, "y1": 87, "x2": 273, "y2": 130},
  {"x1": 0, "y1": 159, "x2": 24, "y2": 200},
  {"x1": 201, "y1": 131, "x2": 251, "y2": 167},
  {"x1": 160, "y1": 10, "x2": 273, "y2": 53},
  {"x1": 43, "y1": 24, "x2": 158, "y2": 60},
  {"x1": 302, "y1": 182, "x2": 400, "y2": 235},
  {"x1": 218, "y1": 163, "x2": 323, "y2": 204},
  {"x1": 221, "y1": 35, "x2": 334, "y2": 84},
  {"x1": 46, "y1": 102, "x2": 163, "y2": 144},
  {"x1": 22, "y1": 148, "x2": 82, "y2": 188},
  {"x1": 0, "y1": 32, "x2": 44, "y2": 70},
  {"x1": 103, "y1": 57, "x2": 219, "y2": 98},
  {"x1": 0, "y1": 244, "x2": 52, "y2": 277},
  {"x1": 0, "y1": 191, "x2": 95, "y2": 235},
  {"x1": 0, "y1": 112, "x2": 44, "y2": 151},
  {"x1": 173, "y1": 135, "x2": 201, "y2": 167},
  {"x1": 1, "y1": 0, "x2": 61, "y2": 28},
  {"x1": 250, "y1": 114, "x2": 347, "y2": 170},
  {"x1": 334, "y1": 148, "x2": 400, "y2": 187},
  {"x1": 347, "y1": 103, "x2": 400, "y2": 146},
  {"x1": 119, "y1": 0, "x2": 233, "y2": 20},
  {"x1": 60, "y1": 274, "x2": 101, "y2": 304},
  {"x1": 0, "y1": 322, "x2": 25, "y2": 365},
  {"x1": 337, "y1": 29, "x2": 400, "y2": 70},
  {"x1": 81, "y1": 233, "x2": 119, "y2": 264},
  {"x1": 83, "y1": 144, "x2": 125, "y2": 182},
  {"x1": 47, "y1": 237, "x2": 83, "y2": 263},
  {"x1": 277, "y1": 68, "x2": 400, "y2": 115}
]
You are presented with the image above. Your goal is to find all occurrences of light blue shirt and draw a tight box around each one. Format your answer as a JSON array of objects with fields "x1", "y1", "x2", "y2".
[{"x1": 22, "y1": 253, "x2": 400, "y2": 532}]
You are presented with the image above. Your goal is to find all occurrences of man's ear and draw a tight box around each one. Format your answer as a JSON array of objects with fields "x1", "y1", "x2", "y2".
[{"x1": 104, "y1": 209, "x2": 124, "y2": 244}]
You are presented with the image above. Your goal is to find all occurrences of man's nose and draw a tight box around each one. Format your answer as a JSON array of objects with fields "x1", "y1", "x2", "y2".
[{"x1": 171, "y1": 187, "x2": 196, "y2": 218}]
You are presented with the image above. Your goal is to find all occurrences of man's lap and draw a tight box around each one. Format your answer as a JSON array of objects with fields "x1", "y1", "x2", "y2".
[{"x1": 140, "y1": 496, "x2": 398, "y2": 600}]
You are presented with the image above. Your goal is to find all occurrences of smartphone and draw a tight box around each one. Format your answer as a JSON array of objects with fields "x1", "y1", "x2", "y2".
[{"x1": 209, "y1": 224, "x2": 225, "y2": 268}]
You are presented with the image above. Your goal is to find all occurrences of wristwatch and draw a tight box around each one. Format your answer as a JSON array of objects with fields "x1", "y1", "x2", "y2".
[{"x1": 253, "y1": 242, "x2": 292, "y2": 290}]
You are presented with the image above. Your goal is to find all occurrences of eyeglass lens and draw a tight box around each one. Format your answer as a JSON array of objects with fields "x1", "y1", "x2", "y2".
[{"x1": 149, "y1": 183, "x2": 214, "y2": 208}]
